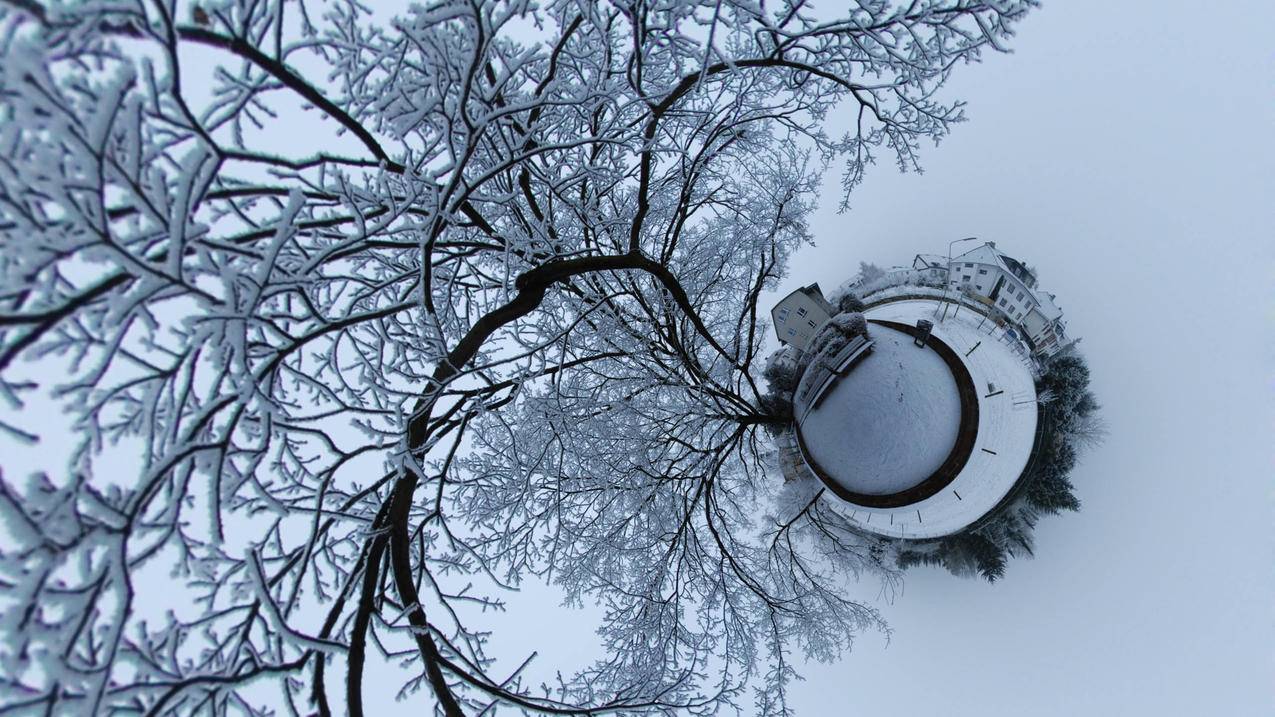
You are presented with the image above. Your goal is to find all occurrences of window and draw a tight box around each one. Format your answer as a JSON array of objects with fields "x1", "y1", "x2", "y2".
[
  {"x1": 807, "y1": 319, "x2": 816, "y2": 328},
  {"x1": 978, "y1": 268, "x2": 988, "y2": 275},
  {"x1": 998, "y1": 297, "x2": 1007, "y2": 307},
  {"x1": 796, "y1": 306, "x2": 807, "y2": 318},
  {"x1": 1016, "y1": 291, "x2": 1025, "y2": 301},
  {"x1": 777, "y1": 308, "x2": 789, "y2": 322},
  {"x1": 787, "y1": 328, "x2": 796, "y2": 336},
  {"x1": 962, "y1": 275, "x2": 971, "y2": 283}
]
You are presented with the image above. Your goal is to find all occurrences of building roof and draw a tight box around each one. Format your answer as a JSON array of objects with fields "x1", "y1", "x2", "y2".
[
  {"x1": 953, "y1": 242, "x2": 1035, "y2": 284},
  {"x1": 805, "y1": 283, "x2": 833, "y2": 305},
  {"x1": 999, "y1": 254, "x2": 1037, "y2": 286},
  {"x1": 952, "y1": 242, "x2": 1005, "y2": 268},
  {"x1": 777, "y1": 283, "x2": 835, "y2": 313},
  {"x1": 1033, "y1": 290, "x2": 1063, "y2": 321}
]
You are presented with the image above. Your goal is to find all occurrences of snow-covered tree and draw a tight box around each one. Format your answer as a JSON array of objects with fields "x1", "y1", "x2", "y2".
[
  {"x1": 0, "y1": 0, "x2": 1035, "y2": 714},
  {"x1": 857, "y1": 261, "x2": 887, "y2": 284},
  {"x1": 837, "y1": 292, "x2": 867, "y2": 314}
]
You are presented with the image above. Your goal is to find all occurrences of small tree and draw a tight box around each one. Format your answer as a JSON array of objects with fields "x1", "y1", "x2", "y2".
[{"x1": 858, "y1": 261, "x2": 887, "y2": 284}]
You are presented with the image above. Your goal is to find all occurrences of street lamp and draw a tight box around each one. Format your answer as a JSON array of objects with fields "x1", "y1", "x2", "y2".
[{"x1": 938, "y1": 236, "x2": 978, "y2": 322}]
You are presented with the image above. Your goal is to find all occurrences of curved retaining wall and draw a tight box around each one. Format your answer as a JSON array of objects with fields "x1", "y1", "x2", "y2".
[{"x1": 793, "y1": 319, "x2": 980, "y2": 509}]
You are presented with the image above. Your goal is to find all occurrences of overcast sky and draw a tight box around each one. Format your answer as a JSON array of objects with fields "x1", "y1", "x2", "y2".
[
  {"x1": 7, "y1": 2, "x2": 1268, "y2": 713},
  {"x1": 768, "y1": 1, "x2": 1274, "y2": 713}
]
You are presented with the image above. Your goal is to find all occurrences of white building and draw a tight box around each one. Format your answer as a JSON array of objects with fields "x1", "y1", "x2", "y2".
[
  {"x1": 771, "y1": 283, "x2": 837, "y2": 351},
  {"x1": 913, "y1": 242, "x2": 1068, "y2": 356}
]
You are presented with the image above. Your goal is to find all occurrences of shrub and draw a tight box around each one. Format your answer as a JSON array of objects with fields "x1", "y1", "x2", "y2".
[{"x1": 837, "y1": 292, "x2": 866, "y2": 313}]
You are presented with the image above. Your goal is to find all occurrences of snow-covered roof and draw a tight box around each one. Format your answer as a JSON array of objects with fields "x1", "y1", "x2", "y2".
[
  {"x1": 914, "y1": 253, "x2": 949, "y2": 268},
  {"x1": 953, "y1": 242, "x2": 1035, "y2": 284},
  {"x1": 951, "y1": 242, "x2": 1005, "y2": 268},
  {"x1": 774, "y1": 283, "x2": 835, "y2": 315},
  {"x1": 1032, "y1": 290, "x2": 1063, "y2": 321}
]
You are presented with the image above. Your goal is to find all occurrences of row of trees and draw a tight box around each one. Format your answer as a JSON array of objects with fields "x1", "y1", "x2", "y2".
[{"x1": 0, "y1": 0, "x2": 1037, "y2": 714}]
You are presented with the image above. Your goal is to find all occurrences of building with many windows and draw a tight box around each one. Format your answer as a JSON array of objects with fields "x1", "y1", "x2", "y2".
[{"x1": 913, "y1": 242, "x2": 1068, "y2": 355}]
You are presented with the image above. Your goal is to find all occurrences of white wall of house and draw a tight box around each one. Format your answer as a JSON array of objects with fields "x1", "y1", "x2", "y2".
[
  {"x1": 940, "y1": 243, "x2": 1068, "y2": 356},
  {"x1": 772, "y1": 287, "x2": 835, "y2": 351}
]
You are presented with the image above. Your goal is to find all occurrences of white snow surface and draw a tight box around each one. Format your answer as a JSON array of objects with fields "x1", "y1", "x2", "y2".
[
  {"x1": 797, "y1": 324, "x2": 959, "y2": 495},
  {"x1": 794, "y1": 298, "x2": 1038, "y2": 539}
]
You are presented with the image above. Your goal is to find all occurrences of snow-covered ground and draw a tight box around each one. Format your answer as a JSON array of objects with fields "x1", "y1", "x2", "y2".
[
  {"x1": 798, "y1": 324, "x2": 960, "y2": 495},
  {"x1": 850, "y1": 280, "x2": 1041, "y2": 369},
  {"x1": 794, "y1": 298, "x2": 1038, "y2": 539}
]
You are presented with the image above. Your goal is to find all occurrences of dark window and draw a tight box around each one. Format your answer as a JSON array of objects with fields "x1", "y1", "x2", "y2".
[
  {"x1": 796, "y1": 306, "x2": 807, "y2": 318},
  {"x1": 978, "y1": 268, "x2": 988, "y2": 275},
  {"x1": 807, "y1": 319, "x2": 816, "y2": 328},
  {"x1": 964, "y1": 262, "x2": 974, "y2": 268}
]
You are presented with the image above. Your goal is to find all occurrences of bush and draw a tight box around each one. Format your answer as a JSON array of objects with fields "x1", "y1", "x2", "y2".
[
  {"x1": 762, "y1": 358, "x2": 801, "y2": 394},
  {"x1": 837, "y1": 312, "x2": 868, "y2": 337},
  {"x1": 837, "y1": 292, "x2": 866, "y2": 313}
]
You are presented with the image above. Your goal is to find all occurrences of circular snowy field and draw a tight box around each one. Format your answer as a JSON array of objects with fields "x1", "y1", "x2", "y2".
[
  {"x1": 791, "y1": 298, "x2": 1039, "y2": 539},
  {"x1": 797, "y1": 324, "x2": 960, "y2": 495}
]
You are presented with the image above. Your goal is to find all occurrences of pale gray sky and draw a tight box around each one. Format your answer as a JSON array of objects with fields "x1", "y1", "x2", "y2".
[
  {"x1": 8, "y1": 2, "x2": 1268, "y2": 714},
  {"x1": 770, "y1": 1, "x2": 1274, "y2": 713}
]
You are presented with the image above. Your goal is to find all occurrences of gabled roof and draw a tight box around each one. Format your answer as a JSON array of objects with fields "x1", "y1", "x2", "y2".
[
  {"x1": 1032, "y1": 290, "x2": 1063, "y2": 321},
  {"x1": 773, "y1": 283, "x2": 835, "y2": 318},
  {"x1": 999, "y1": 254, "x2": 1037, "y2": 285},
  {"x1": 952, "y1": 242, "x2": 1007, "y2": 269},
  {"x1": 953, "y1": 242, "x2": 1040, "y2": 290}
]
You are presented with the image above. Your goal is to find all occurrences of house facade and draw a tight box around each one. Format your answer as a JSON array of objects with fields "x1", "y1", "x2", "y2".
[
  {"x1": 914, "y1": 242, "x2": 1068, "y2": 356},
  {"x1": 771, "y1": 283, "x2": 837, "y2": 351}
]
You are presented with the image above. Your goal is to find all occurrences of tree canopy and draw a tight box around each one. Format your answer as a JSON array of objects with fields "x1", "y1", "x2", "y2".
[{"x1": 0, "y1": 1, "x2": 1036, "y2": 714}]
